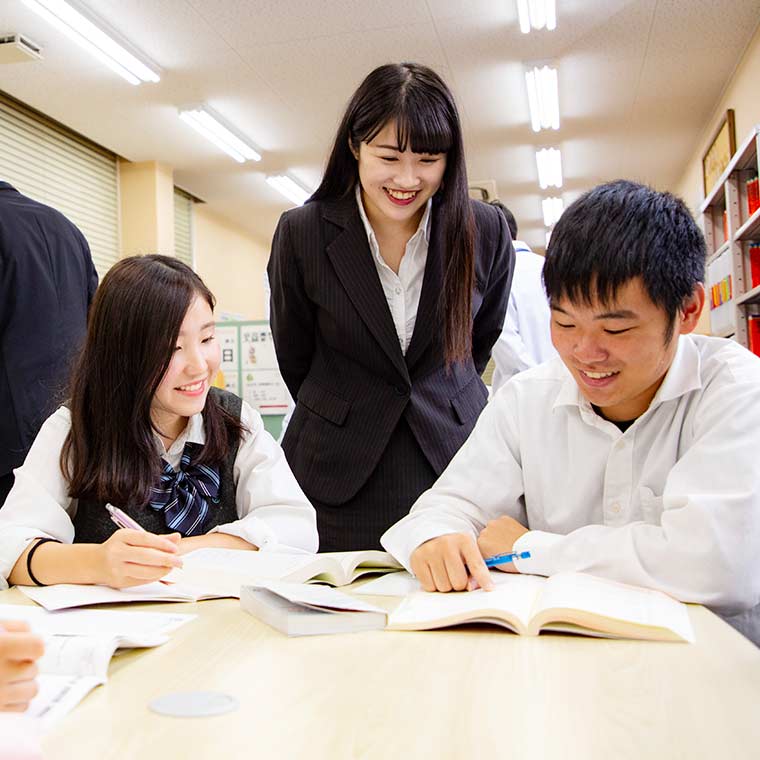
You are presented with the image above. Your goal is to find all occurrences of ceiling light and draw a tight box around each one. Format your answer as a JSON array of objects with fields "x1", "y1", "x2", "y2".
[
  {"x1": 517, "y1": 0, "x2": 557, "y2": 33},
  {"x1": 536, "y1": 148, "x2": 563, "y2": 189},
  {"x1": 542, "y1": 196, "x2": 564, "y2": 227},
  {"x1": 525, "y1": 65, "x2": 560, "y2": 132},
  {"x1": 21, "y1": 0, "x2": 159, "y2": 85},
  {"x1": 179, "y1": 107, "x2": 261, "y2": 163},
  {"x1": 266, "y1": 175, "x2": 311, "y2": 206}
]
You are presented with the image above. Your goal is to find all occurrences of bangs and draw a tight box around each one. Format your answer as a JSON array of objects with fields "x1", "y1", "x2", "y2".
[{"x1": 359, "y1": 99, "x2": 454, "y2": 155}]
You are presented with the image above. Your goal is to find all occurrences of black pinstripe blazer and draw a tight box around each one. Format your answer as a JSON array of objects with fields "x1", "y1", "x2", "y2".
[{"x1": 267, "y1": 194, "x2": 514, "y2": 505}]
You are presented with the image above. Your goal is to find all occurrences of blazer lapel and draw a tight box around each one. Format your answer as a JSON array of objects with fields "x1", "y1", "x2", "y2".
[
  {"x1": 405, "y1": 203, "x2": 443, "y2": 370},
  {"x1": 323, "y1": 197, "x2": 410, "y2": 382}
]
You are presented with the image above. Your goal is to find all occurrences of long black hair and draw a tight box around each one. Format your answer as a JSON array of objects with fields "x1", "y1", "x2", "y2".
[
  {"x1": 311, "y1": 62, "x2": 476, "y2": 364},
  {"x1": 62, "y1": 255, "x2": 245, "y2": 506}
]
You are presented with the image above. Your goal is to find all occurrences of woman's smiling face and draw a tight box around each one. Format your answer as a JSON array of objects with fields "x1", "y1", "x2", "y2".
[{"x1": 356, "y1": 120, "x2": 446, "y2": 231}]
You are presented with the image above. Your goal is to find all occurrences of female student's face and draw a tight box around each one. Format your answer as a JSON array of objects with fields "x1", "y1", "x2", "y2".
[
  {"x1": 151, "y1": 294, "x2": 221, "y2": 434},
  {"x1": 356, "y1": 120, "x2": 446, "y2": 230}
]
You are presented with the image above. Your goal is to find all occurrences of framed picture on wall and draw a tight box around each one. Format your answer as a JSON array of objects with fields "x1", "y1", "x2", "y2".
[{"x1": 702, "y1": 109, "x2": 736, "y2": 196}]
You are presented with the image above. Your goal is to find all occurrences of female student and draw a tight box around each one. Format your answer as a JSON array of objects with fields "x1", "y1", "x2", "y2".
[
  {"x1": 268, "y1": 62, "x2": 514, "y2": 552},
  {"x1": 0, "y1": 256, "x2": 318, "y2": 590}
]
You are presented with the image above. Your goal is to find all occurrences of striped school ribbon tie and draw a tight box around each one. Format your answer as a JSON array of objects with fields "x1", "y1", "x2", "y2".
[{"x1": 148, "y1": 442, "x2": 220, "y2": 536}]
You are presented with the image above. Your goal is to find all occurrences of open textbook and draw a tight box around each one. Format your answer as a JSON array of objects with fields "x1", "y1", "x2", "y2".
[
  {"x1": 18, "y1": 549, "x2": 403, "y2": 610},
  {"x1": 0, "y1": 605, "x2": 194, "y2": 727},
  {"x1": 386, "y1": 572, "x2": 695, "y2": 642}
]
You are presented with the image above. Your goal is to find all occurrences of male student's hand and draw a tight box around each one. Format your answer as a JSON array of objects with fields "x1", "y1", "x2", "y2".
[
  {"x1": 410, "y1": 533, "x2": 493, "y2": 593},
  {"x1": 477, "y1": 516, "x2": 529, "y2": 573},
  {"x1": 97, "y1": 529, "x2": 183, "y2": 588},
  {"x1": 0, "y1": 621, "x2": 44, "y2": 712}
]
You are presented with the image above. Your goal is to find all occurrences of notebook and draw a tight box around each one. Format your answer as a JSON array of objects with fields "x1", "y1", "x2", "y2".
[
  {"x1": 18, "y1": 549, "x2": 403, "y2": 610},
  {"x1": 240, "y1": 581, "x2": 387, "y2": 636},
  {"x1": 386, "y1": 572, "x2": 695, "y2": 642},
  {"x1": 0, "y1": 605, "x2": 195, "y2": 728}
]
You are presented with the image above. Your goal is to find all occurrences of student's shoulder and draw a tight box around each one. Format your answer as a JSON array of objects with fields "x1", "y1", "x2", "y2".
[
  {"x1": 492, "y1": 358, "x2": 569, "y2": 407},
  {"x1": 693, "y1": 334, "x2": 760, "y2": 388},
  {"x1": 469, "y1": 198, "x2": 503, "y2": 234}
]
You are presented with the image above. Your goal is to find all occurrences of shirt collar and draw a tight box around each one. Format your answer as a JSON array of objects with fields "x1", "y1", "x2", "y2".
[
  {"x1": 154, "y1": 412, "x2": 206, "y2": 457},
  {"x1": 552, "y1": 335, "x2": 703, "y2": 415},
  {"x1": 355, "y1": 184, "x2": 432, "y2": 259}
]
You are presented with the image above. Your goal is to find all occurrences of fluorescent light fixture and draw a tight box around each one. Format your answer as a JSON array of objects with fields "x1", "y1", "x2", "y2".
[
  {"x1": 179, "y1": 107, "x2": 261, "y2": 163},
  {"x1": 536, "y1": 147, "x2": 563, "y2": 189},
  {"x1": 525, "y1": 65, "x2": 560, "y2": 132},
  {"x1": 21, "y1": 0, "x2": 159, "y2": 85},
  {"x1": 517, "y1": 0, "x2": 557, "y2": 34},
  {"x1": 542, "y1": 196, "x2": 564, "y2": 227},
  {"x1": 266, "y1": 175, "x2": 311, "y2": 206}
]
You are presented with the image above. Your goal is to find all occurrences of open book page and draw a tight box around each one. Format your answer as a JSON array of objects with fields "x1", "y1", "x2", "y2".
[
  {"x1": 327, "y1": 551, "x2": 403, "y2": 583},
  {"x1": 18, "y1": 582, "x2": 194, "y2": 611},
  {"x1": 530, "y1": 572, "x2": 695, "y2": 642},
  {"x1": 355, "y1": 571, "x2": 421, "y2": 597},
  {"x1": 27, "y1": 674, "x2": 102, "y2": 729},
  {"x1": 387, "y1": 575, "x2": 546, "y2": 632},
  {"x1": 0, "y1": 604, "x2": 194, "y2": 644}
]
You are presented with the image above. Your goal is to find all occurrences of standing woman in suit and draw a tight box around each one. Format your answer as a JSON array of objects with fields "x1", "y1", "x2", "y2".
[{"x1": 268, "y1": 62, "x2": 514, "y2": 551}]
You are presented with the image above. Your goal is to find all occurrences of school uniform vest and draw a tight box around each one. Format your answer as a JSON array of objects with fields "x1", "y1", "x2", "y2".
[{"x1": 73, "y1": 388, "x2": 242, "y2": 543}]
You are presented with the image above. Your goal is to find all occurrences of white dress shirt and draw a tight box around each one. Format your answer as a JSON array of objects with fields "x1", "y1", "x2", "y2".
[
  {"x1": 491, "y1": 240, "x2": 556, "y2": 391},
  {"x1": 0, "y1": 400, "x2": 318, "y2": 588},
  {"x1": 356, "y1": 185, "x2": 431, "y2": 354},
  {"x1": 382, "y1": 334, "x2": 760, "y2": 641}
]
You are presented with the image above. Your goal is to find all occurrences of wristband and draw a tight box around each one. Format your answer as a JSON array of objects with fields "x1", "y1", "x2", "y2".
[{"x1": 26, "y1": 538, "x2": 61, "y2": 587}]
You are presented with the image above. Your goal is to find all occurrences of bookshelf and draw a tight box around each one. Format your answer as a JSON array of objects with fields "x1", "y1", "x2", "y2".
[{"x1": 700, "y1": 125, "x2": 760, "y2": 349}]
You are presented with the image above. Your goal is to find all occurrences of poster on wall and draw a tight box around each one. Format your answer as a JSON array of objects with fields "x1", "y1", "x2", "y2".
[{"x1": 213, "y1": 320, "x2": 289, "y2": 415}]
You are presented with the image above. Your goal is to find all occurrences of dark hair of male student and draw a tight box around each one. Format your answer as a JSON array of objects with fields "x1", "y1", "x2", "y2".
[
  {"x1": 488, "y1": 200, "x2": 518, "y2": 240},
  {"x1": 61, "y1": 255, "x2": 245, "y2": 507},
  {"x1": 542, "y1": 179, "x2": 706, "y2": 342},
  {"x1": 310, "y1": 61, "x2": 475, "y2": 364}
]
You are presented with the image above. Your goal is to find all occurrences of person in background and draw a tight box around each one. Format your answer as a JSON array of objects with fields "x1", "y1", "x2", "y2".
[
  {"x1": 0, "y1": 256, "x2": 317, "y2": 590},
  {"x1": 382, "y1": 180, "x2": 760, "y2": 646},
  {"x1": 489, "y1": 200, "x2": 556, "y2": 391},
  {"x1": 268, "y1": 62, "x2": 513, "y2": 551},
  {"x1": 0, "y1": 181, "x2": 98, "y2": 506},
  {"x1": 0, "y1": 622, "x2": 43, "y2": 712}
]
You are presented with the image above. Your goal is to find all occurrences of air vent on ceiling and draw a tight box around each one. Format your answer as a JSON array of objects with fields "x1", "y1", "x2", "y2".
[
  {"x1": 468, "y1": 179, "x2": 498, "y2": 202},
  {"x1": 0, "y1": 34, "x2": 43, "y2": 63}
]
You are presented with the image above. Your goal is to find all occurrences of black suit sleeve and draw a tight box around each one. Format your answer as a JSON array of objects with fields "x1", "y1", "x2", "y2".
[
  {"x1": 471, "y1": 209, "x2": 514, "y2": 375},
  {"x1": 267, "y1": 211, "x2": 316, "y2": 400},
  {"x1": 80, "y1": 232, "x2": 98, "y2": 305}
]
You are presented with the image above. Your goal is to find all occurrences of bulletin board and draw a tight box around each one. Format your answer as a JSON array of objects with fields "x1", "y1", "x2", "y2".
[{"x1": 214, "y1": 320, "x2": 290, "y2": 415}]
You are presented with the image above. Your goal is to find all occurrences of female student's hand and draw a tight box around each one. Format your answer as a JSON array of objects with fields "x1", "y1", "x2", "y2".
[
  {"x1": 97, "y1": 529, "x2": 183, "y2": 588},
  {"x1": 0, "y1": 621, "x2": 44, "y2": 712},
  {"x1": 410, "y1": 533, "x2": 493, "y2": 593},
  {"x1": 176, "y1": 533, "x2": 257, "y2": 555}
]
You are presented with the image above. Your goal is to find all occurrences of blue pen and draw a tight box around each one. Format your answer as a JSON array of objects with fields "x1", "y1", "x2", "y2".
[{"x1": 484, "y1": 550, "x2": 531, "y2": 567}]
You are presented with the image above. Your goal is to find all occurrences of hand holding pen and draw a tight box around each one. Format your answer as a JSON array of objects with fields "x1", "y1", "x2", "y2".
[{"x1": 98, "y1": 504, "x2": 183, "y2": 589}]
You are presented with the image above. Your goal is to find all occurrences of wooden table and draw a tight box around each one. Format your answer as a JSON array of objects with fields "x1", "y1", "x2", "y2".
[{"x1": 3, "y1": 586, "x2": 760, "y2": 760}]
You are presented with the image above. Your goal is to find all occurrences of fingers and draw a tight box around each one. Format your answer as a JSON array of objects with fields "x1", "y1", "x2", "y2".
[
  {"x1": 411, "y1": 534, "x2": 492, "y2": 593},
  {"x1": 460, "y1": 540, "x2": 493, "y2": 591},
  {"x1": 0, "y1": 630, "x2": 45, "y2": 663},
  {"x1": 0, "y1": 678, "x2": 40, "y2": 711},
  {"x1": 0, "y1": 620, "x2": 30, "y2": 634},
  {"x1": 116, "y1": 529, "x2": 180, "y2": 554}
]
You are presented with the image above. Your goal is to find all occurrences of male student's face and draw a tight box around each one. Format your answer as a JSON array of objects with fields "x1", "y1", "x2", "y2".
[{"x1": 550, "y1": 277, "x2": 704, "y2": 422}]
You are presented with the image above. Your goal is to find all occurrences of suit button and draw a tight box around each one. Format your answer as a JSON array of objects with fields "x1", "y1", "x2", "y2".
[{"x1": 395, "y1": 386, "x2": 408, "y2": 396}]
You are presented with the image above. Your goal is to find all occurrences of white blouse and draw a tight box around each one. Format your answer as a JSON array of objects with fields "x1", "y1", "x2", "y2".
[
  {"x1": 356, "y1": 185, "x2": 431, "y2": 354},
  {"x1": 0, "y1": 400, "x2": 318, "y2": 588}
]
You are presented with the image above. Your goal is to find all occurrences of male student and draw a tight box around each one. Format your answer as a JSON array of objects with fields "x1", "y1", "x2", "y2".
[{"x1": 382, "y1": 180, "x2": 760, "y2": 645}]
